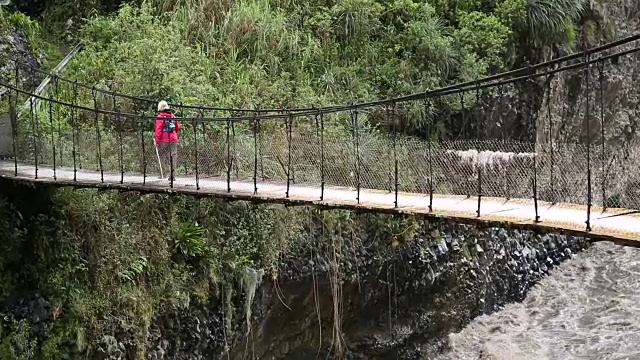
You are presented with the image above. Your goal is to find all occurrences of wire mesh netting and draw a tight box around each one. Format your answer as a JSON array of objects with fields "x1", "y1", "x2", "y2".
[
  {"x1": 6, "y1": 99, "x2": 640, "y2": 212},
  {"x1": 3, "y1": 36, "x2": 640, "y2": 218}
]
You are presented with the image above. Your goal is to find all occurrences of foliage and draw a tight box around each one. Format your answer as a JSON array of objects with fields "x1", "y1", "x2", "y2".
[
  {"x1": 174, "y1": 221, "x2": 210, "y2": 258},
  {"x1": 55, "y1": 0, "x2": 515, "y2": 133},
  {"x1": 0, "y1": 6, "x2": 62, "y2": 70},
  {"x1": 0, "y1": 184, "x2": 307, "y2": 359}
]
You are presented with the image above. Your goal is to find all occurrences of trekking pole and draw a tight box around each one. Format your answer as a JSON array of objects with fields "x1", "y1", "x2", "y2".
[{"x1": 154, "y1": 139, "x2": 164, "y2": 179}]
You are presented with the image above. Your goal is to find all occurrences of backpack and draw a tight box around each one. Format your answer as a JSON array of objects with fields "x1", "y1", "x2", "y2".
[{"x1": 162, "y1": 118, "x2": 176, "y2": 132}]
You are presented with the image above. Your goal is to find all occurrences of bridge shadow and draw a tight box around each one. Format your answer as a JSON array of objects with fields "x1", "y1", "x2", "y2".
[{"x1": 595, "y1": 210, "x2": 640, "y2": 219}]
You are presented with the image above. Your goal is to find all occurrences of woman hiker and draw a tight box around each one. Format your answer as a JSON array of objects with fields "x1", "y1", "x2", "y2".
[{"x1": 154, "y1": 100, "x2": 180, "y2": 181}]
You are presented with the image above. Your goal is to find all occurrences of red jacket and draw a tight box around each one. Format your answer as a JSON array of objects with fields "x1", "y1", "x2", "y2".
[{"x1": 155, "y1": 110, "x2": 180, "y2": 143}]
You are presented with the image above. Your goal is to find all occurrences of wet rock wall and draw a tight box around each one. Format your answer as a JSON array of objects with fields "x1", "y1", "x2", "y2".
[{"x1": 149, "y1": 213, "x2": 589, "y2": 360}]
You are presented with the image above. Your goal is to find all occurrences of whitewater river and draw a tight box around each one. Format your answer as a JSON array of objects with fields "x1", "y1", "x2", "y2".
[{"x1": 436, "y1": 241, "x2": 640, "y2": 360}]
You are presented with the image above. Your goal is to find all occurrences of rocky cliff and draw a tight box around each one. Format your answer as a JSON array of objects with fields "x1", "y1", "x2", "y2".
[
  {"x1": 0, "y1": 179, "x2": 588, "y2": 359},
  {"x1": 0, "y1": 27, "x2": 41, "y2": 96}
]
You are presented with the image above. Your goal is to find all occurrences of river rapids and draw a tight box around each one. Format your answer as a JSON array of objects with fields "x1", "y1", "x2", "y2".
[{"x1": 436, "y1": 241, "x2": 640, "y2": 360}]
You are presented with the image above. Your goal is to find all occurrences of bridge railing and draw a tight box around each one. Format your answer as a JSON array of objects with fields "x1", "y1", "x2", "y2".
[{"x1": 3, "y1": 36, "x2": 640, "y2": 234}]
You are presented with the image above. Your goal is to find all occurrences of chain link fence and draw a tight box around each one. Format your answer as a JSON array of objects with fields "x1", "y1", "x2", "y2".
[
  {"x1": 6, "y1": 97, "x2": 640, "y2": 212},
  {"x1": 4, "y1": 38, "x2": 640, "y2": 215}
]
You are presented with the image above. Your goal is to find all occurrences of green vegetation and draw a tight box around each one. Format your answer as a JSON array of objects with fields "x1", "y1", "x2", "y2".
[
  {"x1": 0, "y1": 6, "x2": 62, "y2": 70},
  {"x1": 0, "y1": 180, "x2": 428, "y2": 359},
  {"x1": 0, "y1": 0, "x2": 622, "y2": 357},
  {"x1": 63, "y1": 0, "x2": 589, "y2": 113},
  {"x1": 3, "y1": 0, "x2": 594, "y2": 134},
  {"x1": 0, "y1": 183, "x2": 301, "y2": 358}
]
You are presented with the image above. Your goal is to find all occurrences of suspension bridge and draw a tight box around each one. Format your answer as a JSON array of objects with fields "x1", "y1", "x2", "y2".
[{"x1": 2, "y1": 36, "x2": 640, "y2": 245}]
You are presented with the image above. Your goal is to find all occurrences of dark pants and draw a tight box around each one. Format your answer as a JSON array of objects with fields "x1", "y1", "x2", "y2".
[{"x1": 157, "y1": 142, "x2": 177, "y2": 179}]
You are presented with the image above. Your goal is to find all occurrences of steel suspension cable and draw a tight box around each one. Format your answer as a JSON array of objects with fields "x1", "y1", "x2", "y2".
[
  {"x1": 585, "y1": 52, "x2": 593, "y2": 232},
  {"x1": 19, "y1": 33, "x2": 640, "y2": 115}
]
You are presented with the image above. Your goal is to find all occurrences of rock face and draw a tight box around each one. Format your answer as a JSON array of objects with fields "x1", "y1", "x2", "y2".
[
  {"x1": 0, "y1": 181, "x2": 589, "y2": 360},
  {"x1": 0, "y1": 27, "x2": 41, "y2": 160},
  {"x1": 0, "y1": 27, "x2": 42, "y2": 96},
  {"x1": 533, "y1": 2, "x2": 640, "y2": 208},
  {"x1": 142, "y1": 215, "x2": 588, "y2": 359}
]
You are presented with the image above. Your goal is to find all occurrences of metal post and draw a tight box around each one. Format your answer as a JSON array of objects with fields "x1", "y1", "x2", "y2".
[
  {"x1": 475, "y1": 83, "x2": 483, "y2": 217},
  {"x1": 114, "y1": 96, "x2": 124, "y2": 184},
  {"x1": 532, "y1": 78, "x2": 540, "y2": 223},
  {"x1": 48, "y1": 95, "x2": 57, "y2": 180},
  {"x1": 320, "y1": 111, "x2": 325, "y2": 201},
  {"x1": 252, "y1": 113, "x2": 258, "y2": 194},
  {"x1": 194, "y1": 115, "x2": 200, "y2": 190},
  {"x1": 92, "y1": 89, "x2": 104, "y2": 182},
  {"x1": 141, "y1": 112, "x2": 147, "y2": 185},
  {"x1": 598, "y1": 59, "x2": 606, "y2": 209},
  {"x1": 425, "y1": 99, "x2": 433, "y2": 212},
  {"x1": 54, "y1": 77, "x2": 63, "y2": 165},
  {"x1": 547, "y1": 77, "x2": 555, "y2": 203},
  {"x1": 232, "y1": 119, "x2": 238, "y2": 179},
  {"x1": 459, "y1": 92, "x2": 472, "y2": 199},
  {"x1": 386, "y1": 105, "x2": 393, "y2": 193},
  {"x1": 226, "y1": 118, "x2": 231, "y2": 192},
  {"x1": 392, "y1": 103, "x2": 398, "y2": 208},
  {"x1": 257, "y1": 118, "x2": 265, "y2": 180},
  {"x1": 353, "y1": 107, "x2": 361, "y2": 204},
  {"x1": 170, "y1": 151, "x2": 174, "y2": 188},
  {"x1": 12, "y1": 61, "x2": 19, "y2": 175},
  {"x1": 286, "y1": 113, "x2": 293, "y2": 198},
  {"x1": 585, "y1": 52, "x2": 592, "y2": 232},
  {"x1": 9, "y1": 91, "x2": 18, "y2": 176},
  {"x1": 179, "y1": 104, "x2": 187, "y2": 176},
  {"x1": 30, "y1": 98, "x2": 38, "y2": 179},
  {"x1": 201, "y1": 120, "x2": 207, "y2": 178},
  {"x1": 71, "y1": 81, "x2": 78, "y2": 181}
]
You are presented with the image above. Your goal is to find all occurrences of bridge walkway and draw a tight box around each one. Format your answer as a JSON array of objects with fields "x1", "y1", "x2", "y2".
[{"x1": 2, "y1": 161, "x2": 638, "y2": 246}]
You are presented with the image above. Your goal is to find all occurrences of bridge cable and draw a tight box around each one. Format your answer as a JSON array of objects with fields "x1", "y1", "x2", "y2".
[
  {"x1": 226, "y1": 117, "x2": 231, "y2": 193},
  {"x1": 140, "y1": 110, "x2": 147, "y2": 186},
  {"x1": 529, "y1": 65, "x2": 540, "y2": 223},
  {"x1": 597, "y1": 59, "x2": 606, "y2": 210},
  {"x1": 200, "y1": 119, "x2": 207, "y2": 184},
  {"x1": 4, "y1": 45, "x2": 640, "y2": 123},
  {"x1": 91, "y1": 88, "x2": 104, "y2": 182},
  {"x1": 319, "y1": 110, "x2": 325, "y2": 202},
  {"x1": 54, "y1": 77, "x2": 63, "y2": 175},
  {"x1": 10, "y1": 63, "x2": 19, "y2": 177},
  {"x1": 231, "y1": 115, "x2": 238, "y2": 179},
  {"x1": 29, "y1": 97, "x2": 38, "y2": 179},
  {"x1": 177, "y1": 104, "x2": 185, "y2": 177},
  {"x1": 585, "y1": 51, "x2": 593, "y2": 232},
  {"x1": 459, "y1": 92, "x2": 470, "y2": 199},
  {"x1": 546, "y1": 74, "x2": 555, "y2": 204},
  {"x1": 20, "y1": 33, "x2": 640, "y2": 115},
  {"x1": 474, "y1": 79, "x2": 482, "y2": 217},
  {"x1": 392, "y1": 103, "x2": 399, "y2": 208},
  {"x1": 251, "y1": 111, "x2": 258, "y2": 194},
  {"x1": 352, "y1": 106, "x2": 361, "y2": 204},
  {"x1": 71, "y1": 81, "x2": 79, "y2": 181},
  {"x1": 424, "y1": 98, "x2": 434, "y2": 212},
  {"x1": 112, "y1": 94, "x2": 122, "y2": 184},
  {"x1": 194, "y1": 109, "x2": 203, "y2": 190},
  {"x1": 258, "y1": 114, "x2": 265, "y2": 181},
  {"x1": 386, "y1": 105, "x2": 393, "y2": 193},
  {"x1": 286, "y1": 112, "x2": 293, "y2": 198},
  {"x1": 48, "y1": 91, "x2": 57, "y2": 180}
]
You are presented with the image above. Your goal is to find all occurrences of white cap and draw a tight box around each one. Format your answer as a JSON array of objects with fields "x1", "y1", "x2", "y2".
[{"x1": 157, "y1": 100, "x2": 170, "y2": 112}]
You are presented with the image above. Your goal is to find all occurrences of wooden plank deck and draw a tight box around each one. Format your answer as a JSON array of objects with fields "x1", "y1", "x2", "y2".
[{"x1": 1, "y1": 160, "x2": 639, "y2": 246}]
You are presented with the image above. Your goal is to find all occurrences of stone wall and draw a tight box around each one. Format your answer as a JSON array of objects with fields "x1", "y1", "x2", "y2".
[
  {"x1": 521, "y1": 1, "x2": 640, "y2": 209},
  {"x1": 0, "y1": 163, "x2": 590, "y2": 360},
  {"x1": 145, "y1": 212, "x2": 589, "y2": 360}
]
